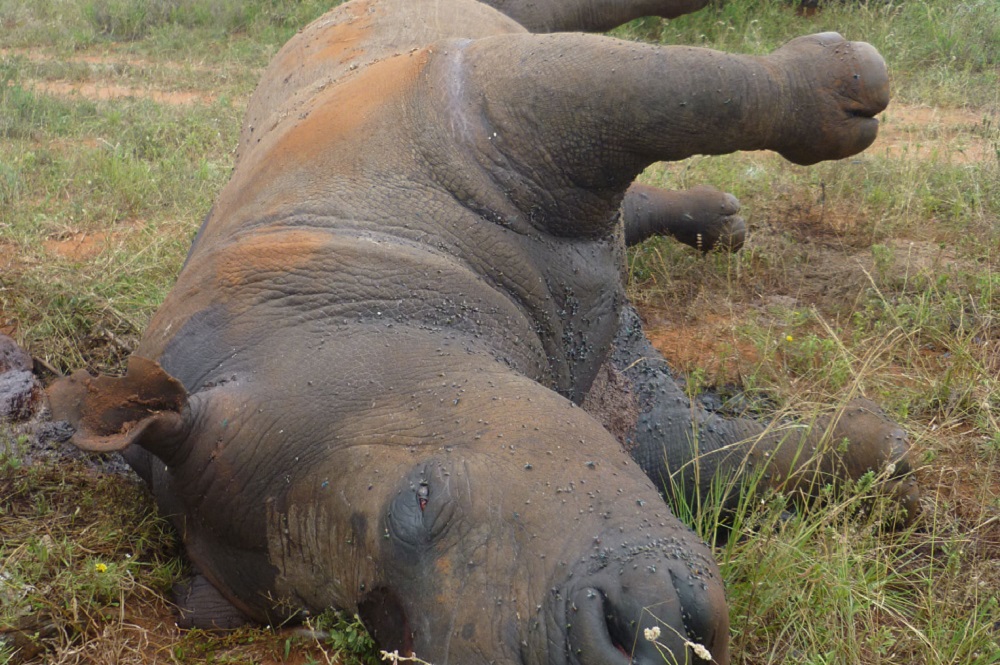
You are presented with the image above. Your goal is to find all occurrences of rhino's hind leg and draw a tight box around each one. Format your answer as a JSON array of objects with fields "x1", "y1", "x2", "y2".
[
  {"x1": 623, "y1": 183, "x2": 746, "y2": 252},
  {"x1": 173, "y1": 574, "x2": 253, "y2": 631},
  {"x1": 593, "y1": 305, "x2": 920, "y2": 528},
  {"x1": 811, "y1": 398, "x2": 921, "y2": 522}
]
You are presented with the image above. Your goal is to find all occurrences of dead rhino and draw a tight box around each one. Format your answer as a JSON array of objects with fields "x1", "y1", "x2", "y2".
[{"x1": 49, "y1": 1, "x2": 917, "y2": 663}]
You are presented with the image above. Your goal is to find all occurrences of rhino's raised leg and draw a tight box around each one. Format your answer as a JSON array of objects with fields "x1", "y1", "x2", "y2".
[
  {"x1": 482, "y1": 0, "x2": 711, "y2": 32},
  {"x1": 623, "y1": 183, "x2": 746, "y2": 252},
  {"x1": 596, "y1": 306, "x2": 920, "y2": 525},
  {"x1": 425, "y1": 31, "x2": 889, "y2": 240}
]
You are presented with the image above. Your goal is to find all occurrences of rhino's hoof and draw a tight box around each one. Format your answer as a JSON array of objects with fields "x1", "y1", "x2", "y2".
[
  {"x1": 833, "y1": 397, "x2": 921, "y2": 525},
  {"x1": 674, "y1": 185, "x2": 747, "y2": 253},
  {"x1": 706, "y1": 213, "x2": 747, "y2": 253}
]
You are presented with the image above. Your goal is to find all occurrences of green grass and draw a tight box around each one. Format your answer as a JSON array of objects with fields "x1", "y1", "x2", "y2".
[{"x1": 2, "y1": 0, "x2": 999, "y2": 663}]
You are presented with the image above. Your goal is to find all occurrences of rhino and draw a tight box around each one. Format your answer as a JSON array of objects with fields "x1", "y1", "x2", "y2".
[{"x1": 48, "y1": 1, "x2": 918, "y2": 663}]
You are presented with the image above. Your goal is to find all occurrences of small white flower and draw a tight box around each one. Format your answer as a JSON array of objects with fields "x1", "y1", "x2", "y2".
[
  {"x1": 885, "y1": 462, "x2": 896, "y2": 475},
  {"x1": 643, "y1": 626, "x2": 661, "y2": 641},
  {"x1": 685, "y1": 640, "x2": 713, "y2": 661}
]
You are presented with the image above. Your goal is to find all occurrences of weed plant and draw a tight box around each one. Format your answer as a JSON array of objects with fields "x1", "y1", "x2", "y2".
[{"x1": 2, "y1": 0, "x2": 998, "y2": 662}]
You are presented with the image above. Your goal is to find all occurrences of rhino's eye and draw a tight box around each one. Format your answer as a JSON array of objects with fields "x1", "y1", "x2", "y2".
[
  {"x1": 417, "y1": 482, "x2": 429, "y2": 512},
  {"x1": 414, "y1": 478, "x2": 454, "y2": 536},
  {"x1": 386, "y1": 468, "x2": 456, "y2": 551}
]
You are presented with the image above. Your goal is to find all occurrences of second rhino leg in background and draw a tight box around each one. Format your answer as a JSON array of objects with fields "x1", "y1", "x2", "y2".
[
  {"x1": 482, "y1": 0, "x2": 712, "y2": 32},
  {"x1": 584, "y1": 304, "x2": 921, "y2": 528},
  {"x1": 622, "y1": 183, "x2": 746, "y2": 252}
]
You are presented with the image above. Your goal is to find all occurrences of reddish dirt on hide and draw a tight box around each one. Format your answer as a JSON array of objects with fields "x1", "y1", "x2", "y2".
[
  {"x1": 311, "y1": 0, "x2": 376, "y2": 67},
  {"x1": 215, "y1": 228, "x2": 331, "y2": 288},
  {"x1": 222, "y1": 49, "x2": 429, "y2": 222},
  {"x1": 268, "y1": 51, "x2": 427, "y2": 167}
]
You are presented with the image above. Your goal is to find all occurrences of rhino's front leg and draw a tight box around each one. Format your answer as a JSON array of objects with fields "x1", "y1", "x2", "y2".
[
  {"x1": 623, "y1": 183, "x2": 746, "y2": 252},
  {"x1": 430, "y1": 31, "x2": 888, "y2": 238},
  {"x1": 591, "y1": 306, "x2": 920, "y2": 526}
]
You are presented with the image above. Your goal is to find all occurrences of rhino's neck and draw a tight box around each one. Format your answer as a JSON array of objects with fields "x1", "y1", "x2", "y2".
[{"x1": 144, "y1": 218, "x2": 621, "y2": 403}]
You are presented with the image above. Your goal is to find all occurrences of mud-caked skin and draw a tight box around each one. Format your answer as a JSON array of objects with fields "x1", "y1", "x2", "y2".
[{"x1": 48, "y1": 1, "x2": 911, "y2": 664}]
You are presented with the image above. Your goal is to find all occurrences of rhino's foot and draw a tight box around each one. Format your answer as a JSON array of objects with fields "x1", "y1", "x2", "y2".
[
  {"x1": 768, "y1": 33, "x2": 888, "y2": 165},
  {"x1": 766, "y1": 397, "x2": 920, "y2": 526},
  {"x1": 173, "y1": 574, "x2": 253, "y2": 631},
  {"x1": 623, "y1": 184, "x2": 746, "y2": 252},
  {"x1": 824, "y1": 397, "x2": 921, "y2": 525},
  {"x1": 669, "y1": 185, "x2": 747, "y2": 253}
]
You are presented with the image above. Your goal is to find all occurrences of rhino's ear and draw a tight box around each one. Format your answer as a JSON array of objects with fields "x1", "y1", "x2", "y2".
[{"x1": 47, "y1": 356, "x2": 189, "y2": 459}]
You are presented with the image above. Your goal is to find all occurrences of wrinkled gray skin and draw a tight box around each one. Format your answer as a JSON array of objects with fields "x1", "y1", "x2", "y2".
[
  {"x1": 48, "y1": 1, "x2": 916, "y2": 664},
  {"x1": 483, "y1": 0, "x2": 711, "y2": 32}
]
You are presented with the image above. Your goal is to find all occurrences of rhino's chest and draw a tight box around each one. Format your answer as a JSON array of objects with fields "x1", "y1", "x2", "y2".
[{"x1": 526, "y1": 233, "x2": 624, "y2": 403}]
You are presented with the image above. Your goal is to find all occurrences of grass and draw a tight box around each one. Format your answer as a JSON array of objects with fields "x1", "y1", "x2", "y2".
[{"x1": 2, "y1": 0, "x2": 999, "y2": 663}]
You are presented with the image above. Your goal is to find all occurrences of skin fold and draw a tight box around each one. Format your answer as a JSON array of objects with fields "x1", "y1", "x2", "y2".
[{"x1": 47, "y1": 1, "x2": 915, "y2": 664}]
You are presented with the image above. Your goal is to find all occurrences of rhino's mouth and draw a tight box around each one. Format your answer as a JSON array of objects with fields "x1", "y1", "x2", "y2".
[{"x1": 358, "y1": 587, "x2": 414, "y2": 657}]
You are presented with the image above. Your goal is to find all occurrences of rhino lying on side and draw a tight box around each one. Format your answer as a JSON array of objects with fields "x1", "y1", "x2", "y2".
[{"x1": 48, "y1": 1, "x2": 918, "y2": 663}]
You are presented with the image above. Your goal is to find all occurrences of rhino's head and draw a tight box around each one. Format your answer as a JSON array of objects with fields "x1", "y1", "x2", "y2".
[
  {"x1": 357, "y1": 431, "x2": 730, "y2": 665},
  {"x1": 48, "y1": 355, "x2": 729, "y2": 665},
  {"x1": 256, "y1": 360, "x2": 731, "y2": 665}
]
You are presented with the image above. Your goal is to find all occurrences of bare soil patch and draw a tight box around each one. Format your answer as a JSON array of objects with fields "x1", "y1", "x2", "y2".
[
  {"x1": 1, "y1": 46, "x2": 219, "y2": 78},
  {"x1": 644, "y1": 310, "x2": 759, "y2": 384},
  {"x1": 26, "y1": 79, "x2": 214, "y2": 106},
  {"x1": 641, "y1": 233, "x2": 976, "y2": 384},
  {"x1": 4, "y1": 46, "x2": 222, "y2": 106},
  {"x1": 42, "y1": 230, "x2": 116, "y2": 262},
  {"x1": 873, "y1": 104, "x2": 996, "y2": 164}
]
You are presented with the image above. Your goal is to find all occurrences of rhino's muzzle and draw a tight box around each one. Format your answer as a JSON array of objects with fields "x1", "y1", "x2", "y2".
[
  {"x1": 566, "y1": 585, "x2": 696, "y2": 665},
  {"x1": 561, "y1": 538, "x2": 729, "y2": 665}
]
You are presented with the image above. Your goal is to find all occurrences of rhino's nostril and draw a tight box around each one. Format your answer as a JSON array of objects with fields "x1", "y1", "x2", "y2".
[{"x1": 568, "y1": 587, "x2": 633, "y2": 665}]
